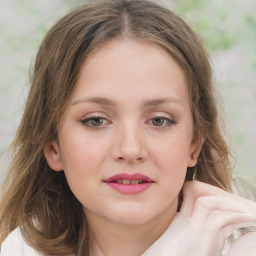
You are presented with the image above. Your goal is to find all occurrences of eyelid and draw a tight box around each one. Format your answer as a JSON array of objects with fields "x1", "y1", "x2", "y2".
[
  {"x1": 79, "y1": 112, "x2": 108, "y2": 120},
  {"x1": 79, "y1": 112, "x2": 112, "y2": 127},
  {"x1": 146, "y1": 112, "x2": 177, "y2": 127},
  {"x1": 149, "y1": 112, "x2": 175, "y2": 120}
]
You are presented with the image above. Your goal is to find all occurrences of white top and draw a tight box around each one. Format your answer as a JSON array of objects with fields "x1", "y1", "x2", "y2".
[
  {"x1": 0, "y1": 228, "x2": 41, "y2": 256},
  {"x1": 1, "y1": 226, "x2": 256, "y2": 255},
  {"x1": 0, "y1": 226, "x2": 232, "y2": 256}
]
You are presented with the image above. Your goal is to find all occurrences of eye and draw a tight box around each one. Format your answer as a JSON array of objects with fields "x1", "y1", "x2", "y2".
[
  {"x1": 79, "y1": 116, "x2": 110, "y2": 127},
  {"x1": 148, "y1": 116, "x2": 176, "y2": 127}
]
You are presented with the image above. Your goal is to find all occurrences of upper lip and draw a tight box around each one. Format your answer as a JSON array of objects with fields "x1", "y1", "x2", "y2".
[{"x1": 104, "y1": 173, "x2": 154, "y2": 182}]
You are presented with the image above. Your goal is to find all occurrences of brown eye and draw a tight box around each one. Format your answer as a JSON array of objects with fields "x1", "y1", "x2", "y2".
[
  {"x1": 80, "y1": 117, "x2": 108, "y2": 127},
  {"x1": 90, "y1": 117, "x2": 104, "y2": 126},
  {"x1": 152, "y1": 117, "x2": 165, "y2": 126},
  {"x1": 150, "y1": 117, "x2": 175, "y2": 127}
]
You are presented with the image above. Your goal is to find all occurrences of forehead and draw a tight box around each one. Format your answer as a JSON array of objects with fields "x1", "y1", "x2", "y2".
[{"x1": 73, "y1": 38, "x2": 190, "y2": 107}]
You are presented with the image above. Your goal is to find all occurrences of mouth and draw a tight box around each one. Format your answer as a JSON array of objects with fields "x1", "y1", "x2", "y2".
[
  {"x1": 113, "y1": 179, "x2": 150, "y2": 184},
  {"x1": 103, "y1": 173, "x2": 154, "y2": 194},
  {"x1": 104, "y1": 172, "x2": 154, "y2": 183}
]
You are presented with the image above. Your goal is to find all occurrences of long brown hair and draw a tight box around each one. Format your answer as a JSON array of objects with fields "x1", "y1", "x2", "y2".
[{"x1": 0, "y1": 0, "x2": 231, "y2": 254}]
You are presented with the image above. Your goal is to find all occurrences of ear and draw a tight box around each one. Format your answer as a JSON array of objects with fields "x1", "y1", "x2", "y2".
[
  {"x1": 44, "y1": 140, "x2": 63, "y2": 172},
  {"x1": 187, "y1": 134, "x2": 204, "y2": 167}
]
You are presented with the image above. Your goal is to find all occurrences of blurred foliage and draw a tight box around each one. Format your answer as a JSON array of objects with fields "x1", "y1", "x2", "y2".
[{"x1": 172, "y1": 0, "x2": 256, "y2": 178}]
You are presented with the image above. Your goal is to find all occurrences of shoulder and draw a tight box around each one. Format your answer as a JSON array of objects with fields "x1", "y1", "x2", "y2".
[{"x1": 1, "y1": 228, "x2": 42, "y2": 256}]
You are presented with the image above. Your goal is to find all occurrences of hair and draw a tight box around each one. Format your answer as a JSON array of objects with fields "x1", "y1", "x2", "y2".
[{"x1": 0, "y1": 0, "x2": 232, "y2": 254}]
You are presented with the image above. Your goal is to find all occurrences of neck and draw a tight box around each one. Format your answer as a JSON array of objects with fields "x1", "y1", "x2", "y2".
[{"x1": 86, "y1": 202, "x2": 177, "y2": 256}]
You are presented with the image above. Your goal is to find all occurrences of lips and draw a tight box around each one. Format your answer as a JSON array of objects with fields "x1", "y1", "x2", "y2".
[
  {"x1": 104, "y1": 173, "x2": 153, "y2": 182},
  {"x1": 103, "y1": 173, "x2": 154, "y2": 194}
]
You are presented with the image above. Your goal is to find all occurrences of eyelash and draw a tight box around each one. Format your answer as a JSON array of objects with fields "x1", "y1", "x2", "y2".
[
  {"x1": 79, "y1": 114, "x2": 176, "y2": 128},
  {"x1": 79, "y1": 115, "x2": 111, "y2": 128},
  {"x1": 146, "y1": 116, "x2": 176, "y2": 127}
]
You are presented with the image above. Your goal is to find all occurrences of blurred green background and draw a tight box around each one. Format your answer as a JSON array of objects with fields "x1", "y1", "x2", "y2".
[{"x1": 1, "y1": 0, "x2": 256, "y2": 187}]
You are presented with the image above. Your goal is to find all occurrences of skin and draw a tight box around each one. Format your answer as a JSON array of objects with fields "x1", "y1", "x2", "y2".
[
  {"x1": 44, "y1": 38, "x2": 202, "y2": 255},
  {"x1": 43, "y1": 38, "x2": 256, "y2": 255},
  {"x1": 146, "y1": 181, "x2": 256, "y2": 256}
]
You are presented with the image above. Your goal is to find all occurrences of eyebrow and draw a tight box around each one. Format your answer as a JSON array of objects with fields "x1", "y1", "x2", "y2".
[
  {"x1": 142, "y1": 97, "x2": 183, "y2": 107},
  {"x1": 72, "y1": 97, "x2": 117, "y2": 106},
  {"x1": 72, "y1": 96, "x2": 183, "y2": 107}
]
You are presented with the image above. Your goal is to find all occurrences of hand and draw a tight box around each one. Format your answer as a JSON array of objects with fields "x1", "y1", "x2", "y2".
[
  {"x1": 146, "y1": 181, "x2": 256, "y2": 256},
  {"x1": 226, "y1": 231, "x2": 256, "y2": 256}
]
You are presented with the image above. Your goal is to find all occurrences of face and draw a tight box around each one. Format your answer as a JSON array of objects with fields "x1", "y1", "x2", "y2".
[{"x1": 45, "y1": 39, "x2": 202, "y2": 227}]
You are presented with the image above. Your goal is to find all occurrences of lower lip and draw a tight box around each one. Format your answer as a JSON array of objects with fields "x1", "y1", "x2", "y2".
[{"x1": 105, "y1": 182, "x2": 153, "y2": 194}]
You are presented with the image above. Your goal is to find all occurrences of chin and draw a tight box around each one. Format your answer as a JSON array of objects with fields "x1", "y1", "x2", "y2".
[
  {"x1": 103, "y1": 204, "x2": 160, "y2": 226},
  {"x1": 111, "y1": 214, "x2": 152, "y2": 226}
]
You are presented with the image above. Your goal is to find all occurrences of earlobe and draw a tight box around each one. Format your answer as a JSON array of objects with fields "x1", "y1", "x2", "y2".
[
  {"x1": 44, "y1": 140, "x2": 63, "y2": 171},
  {"x1": 187, "y1": 135, "x2": 204, "y2": 167}
]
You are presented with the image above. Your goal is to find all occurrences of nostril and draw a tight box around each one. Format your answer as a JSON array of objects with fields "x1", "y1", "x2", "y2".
[
  {"x1": 116, "y1": 156, "x2": 144, "y2": 162},
  {"x1": 111, "y1": 142, "x2": 148, "y2": 163}
]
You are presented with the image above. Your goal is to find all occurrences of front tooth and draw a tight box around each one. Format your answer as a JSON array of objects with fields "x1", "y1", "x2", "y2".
[
  {"x1": 131, "y1": 180, "x2": 140, "y2": 184},
  {"x1": 122, "y1": 179, "x2": 131, "y2": 184},
  {"x1": 116, "y1": 180, "x2": 122, "y2": 184}
]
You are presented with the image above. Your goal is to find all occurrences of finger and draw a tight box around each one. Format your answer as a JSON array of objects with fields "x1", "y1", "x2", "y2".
[
  {"x1": 191, "y1": 196, "x2": 251, "y2": 220},
  {"x1": 182, "y1": 181, "x2": 256, "y2": 216},
  {"x1": 222, "y1": 221, "x2": 256, "y2": 239},
  {"x1": 180, "y1": 181, "x2": 196, "y2": 216},
  {"x1": 210, "y1": 211, "x2": 256, "y2": 228},
  {"x1": 183, "y1": 180, "x2": 232, "y2": 201},
  {"x1": 243, "y1": 199, "x2": 256, "y2": 215},
  {"x1": 191, "y1": 197, "x2": 256, "y2": 233},
  {"x1": 182, "y1": 193, "x2": 251, "y2": 219},
  {"x1": 186, "y1": 212, "x2": 256, "y2": 249},
  {"x1": 181, "y1": 181, "x2": 228, "y2": 217}
]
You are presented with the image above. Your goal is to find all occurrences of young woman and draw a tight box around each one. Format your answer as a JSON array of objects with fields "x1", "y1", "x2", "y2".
[{"x1": 0, "y1": 0, "x2": 255, "y2": 255}]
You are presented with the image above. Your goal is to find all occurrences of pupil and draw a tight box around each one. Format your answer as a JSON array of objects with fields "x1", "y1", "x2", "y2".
[
  {"x1": 92, "y1": 118, "x2": 103, "y2": 126},
  {"x1": 153, "y1": 118, "x2": 164, "y2": 126}
]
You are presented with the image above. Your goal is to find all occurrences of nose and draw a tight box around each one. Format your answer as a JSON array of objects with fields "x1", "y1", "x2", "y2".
[{"x1": 111, "y1": 122, "x2": 148, "y2": 164}]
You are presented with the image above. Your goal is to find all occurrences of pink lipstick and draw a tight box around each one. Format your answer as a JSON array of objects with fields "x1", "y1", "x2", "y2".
[{"x1": 103, "y1": 173, "x2": 154, "y2": 194}]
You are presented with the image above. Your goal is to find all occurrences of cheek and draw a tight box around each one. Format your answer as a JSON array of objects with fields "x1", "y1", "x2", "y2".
[
  {"x1": 151, "y1": 136, "x2": 191, "y2": 193},
  {"x1": 152, "y1": 136, "x2": 191, "y2": 171},
  {"x1": 60, "y1": 131, "x2": 108, "y2": 169},
  {"x1": 59, "y1": 134, "x2": 110, "y2": 195},
  {"x1": 60, "y1": 142, "x2": 105, "y2": 209}
]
